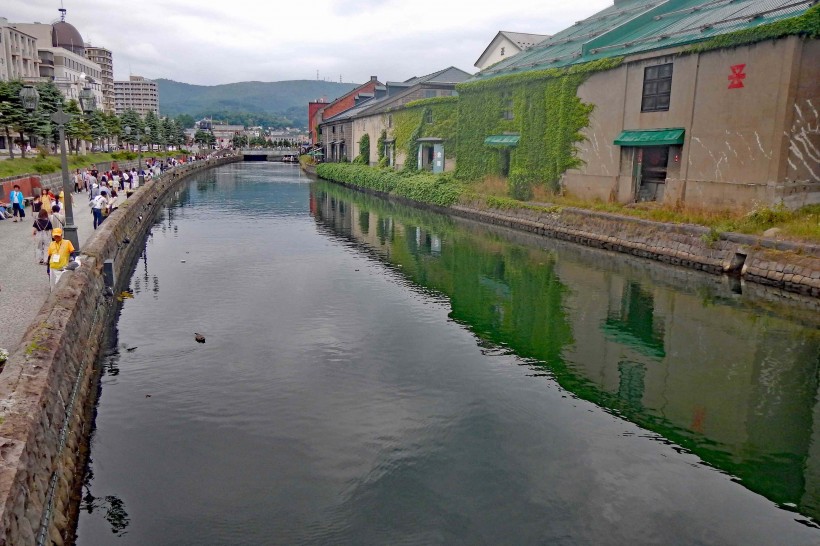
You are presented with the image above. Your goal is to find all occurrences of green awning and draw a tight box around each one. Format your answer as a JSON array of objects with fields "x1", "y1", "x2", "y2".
[
  {"x1": 614, "y1": 128, "x2": 685, "y2": 146},
  {"x1": 484, "y1": 134, "x2": 520, "y2": 147}
]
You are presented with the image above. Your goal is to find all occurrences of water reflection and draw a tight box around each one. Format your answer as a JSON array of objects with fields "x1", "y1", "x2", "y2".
[{"x1": 311, "y1": 181, "x2": 820, "y2": 523}]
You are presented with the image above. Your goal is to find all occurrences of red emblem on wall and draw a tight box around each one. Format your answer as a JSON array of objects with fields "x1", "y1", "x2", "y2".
[{"x1": 728, "y1": 64, "x2": 746, "y2": 89}]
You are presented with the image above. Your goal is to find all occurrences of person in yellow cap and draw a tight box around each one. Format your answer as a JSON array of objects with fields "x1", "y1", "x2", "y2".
[{"x1": 47, "y1": 228, "x2": 75, "y2": 290}]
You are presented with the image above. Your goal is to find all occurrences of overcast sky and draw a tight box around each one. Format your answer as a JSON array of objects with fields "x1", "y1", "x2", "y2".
[{"x1": 5, "y1": 0, "x2": 612, "y2": 86}]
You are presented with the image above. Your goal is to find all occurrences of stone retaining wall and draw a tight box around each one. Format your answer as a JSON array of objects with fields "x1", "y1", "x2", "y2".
[
  {"x1": 0, "y1": 155, "x2": 239, "y2": 545},
  {"x1": 449, "y1": 202, "x2": 820, "y2": 297},
  {"x1": 312, "y1": 175, "x2": 820, "y2": 297}
]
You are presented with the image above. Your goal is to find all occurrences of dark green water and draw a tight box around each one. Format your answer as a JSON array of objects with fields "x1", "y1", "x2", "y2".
[{"x1": 76, "y1": 163, "x2": 820, "y2": 545}]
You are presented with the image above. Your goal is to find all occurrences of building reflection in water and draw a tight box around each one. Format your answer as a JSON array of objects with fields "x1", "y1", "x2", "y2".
[{"x1": 310, "y1": 181, "x2": 820, "y2": 523}]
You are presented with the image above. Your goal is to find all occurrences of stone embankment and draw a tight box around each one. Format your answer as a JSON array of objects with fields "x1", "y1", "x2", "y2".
[
  {"x1": 308, "y1": 167, "x2": 819, "y2": 297},
  {"x1": 0, "y1": 155, "x2": 238, "y2": 546},
  {"x1": 449, "y1": 200, "x2": 820, "y2": 297}
]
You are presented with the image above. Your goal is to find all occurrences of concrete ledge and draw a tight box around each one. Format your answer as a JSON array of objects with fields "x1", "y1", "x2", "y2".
[
  {"x1": 0, "y1": 155, "x2": 239, "y2": 545},
  {"x1": 449, "y1": 202, "x2": 820, "y2": 297}
]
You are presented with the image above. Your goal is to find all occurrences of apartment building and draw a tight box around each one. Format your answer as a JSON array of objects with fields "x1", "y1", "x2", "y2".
[
  {"x1": 0, "y1": 17, "x2": 40, "y2": 81},
  {"x1": 115, "y1": 75, "x2": 159, "y2": 116},
  {"x1": 85, "y1": 44, "x2": 114, "y2": 112}
]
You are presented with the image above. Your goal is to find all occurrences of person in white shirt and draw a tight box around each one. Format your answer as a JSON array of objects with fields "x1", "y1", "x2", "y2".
[{"x1": 90, "y1": 190, "x2": 109, "y2": 229}]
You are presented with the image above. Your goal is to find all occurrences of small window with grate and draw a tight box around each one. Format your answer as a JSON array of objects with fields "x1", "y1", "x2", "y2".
[
  {"x1": 425, "y1": 109, "x2": 433, "y2": 123},
  {"x1": 641, "y1": 63, "x2": 673, "y2": 112},
  {"x1": 501, "y1": 91, "x2": 514, "y2": 120}
]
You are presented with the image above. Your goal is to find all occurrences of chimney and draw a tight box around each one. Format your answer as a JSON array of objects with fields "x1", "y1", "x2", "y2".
[{"x1": 370, "y1": 76, "x2": 377, "y2": 82}]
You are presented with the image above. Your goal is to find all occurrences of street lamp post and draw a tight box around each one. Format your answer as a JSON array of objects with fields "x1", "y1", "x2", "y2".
[
  {"x1": 79, "y1": 84, "x2": 96, "y2": 150},
  {"x1": 20, "y1": 85, "x2": 83, "y2": 249},
  {"x1": 142, "y1": 127, "x2": 151, "y2": 184}
]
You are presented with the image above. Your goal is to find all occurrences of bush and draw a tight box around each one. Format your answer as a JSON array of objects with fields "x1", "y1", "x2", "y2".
[
  {"x1": 316, "y1": 163, "x2": 462, "y2": 207},
  {"x1": 32, "y1": 157, "x2": 60, "y2": 174},
  {"x1": 508, "y1": 169, "x2": 534, "y2": 201}
]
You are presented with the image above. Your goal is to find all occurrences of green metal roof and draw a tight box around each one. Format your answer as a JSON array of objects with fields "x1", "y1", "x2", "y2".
[
  {"x1": 614, "y1": 128, "x2": 685, "y2": 146},
  {"x1": 484, "y1": 134, "x2": 521, "y2": 146},
  {"x1": 473, "y1": 0, "x2": 814, "y2": 81}
]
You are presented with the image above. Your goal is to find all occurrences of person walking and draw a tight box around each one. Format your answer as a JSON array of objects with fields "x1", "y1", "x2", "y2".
[
  {"x1": 47, "y1": 228, "x2": 75, "y2": 290},
  {"x1": 90, "y1": 189, "x2": 108, "y2": 229},
  {"x1": 32, "y1": 209, "x2": 53, "y2": 264},
  {"x1": 49, "y1": 204, "x2": 65, "y2": 230},
  {"x1": 9, "y1": 184, "x2": 25, "y2": 223},
  {"x1": 40, "y1": 189, "x2": 52, "y2": 212}
]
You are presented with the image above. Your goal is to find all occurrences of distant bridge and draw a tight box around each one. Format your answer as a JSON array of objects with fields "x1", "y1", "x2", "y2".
[{"x1": 241, "y1": 149, "x2": 300, "y2": 162}]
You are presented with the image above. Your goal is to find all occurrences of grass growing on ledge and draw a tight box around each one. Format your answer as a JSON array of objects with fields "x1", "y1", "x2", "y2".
[{"x1": 467, "y1": 176, "x2": 820, "y2": 243}]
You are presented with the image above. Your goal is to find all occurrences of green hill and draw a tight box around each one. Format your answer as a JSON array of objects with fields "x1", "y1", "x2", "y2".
[{"x1": 156, "y1": 79, "x2": 359, "y2": 128}]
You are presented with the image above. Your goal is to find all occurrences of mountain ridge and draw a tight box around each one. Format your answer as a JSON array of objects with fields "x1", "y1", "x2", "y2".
[{"x1": 156, "y1": 78, "x2": 360, "y2": 127}]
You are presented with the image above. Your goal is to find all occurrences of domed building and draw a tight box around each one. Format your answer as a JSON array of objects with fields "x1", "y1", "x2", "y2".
[
  {"x1": 11, "y1": 10, "x2": 103, "y2": 109},
  {"x1": 51, "y1": 20, "x2": 85, "y2": 57}
]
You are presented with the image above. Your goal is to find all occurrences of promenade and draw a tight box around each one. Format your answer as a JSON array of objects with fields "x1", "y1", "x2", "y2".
[{"x1": 0, "y1": 192, "x2": 97, "y2": 353}]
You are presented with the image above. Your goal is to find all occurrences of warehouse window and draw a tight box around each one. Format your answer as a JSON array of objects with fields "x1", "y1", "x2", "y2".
[
  {"x1": 501, "y1": 91, "x2": 514, "y2": 120},
  {"x1": 641, "y1": 63, "x2": 673, "y2": 112}
]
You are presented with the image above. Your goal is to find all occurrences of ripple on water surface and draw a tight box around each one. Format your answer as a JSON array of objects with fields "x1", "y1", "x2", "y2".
[{"x1": 76, "y1": 163, "x2": 820, "y2": 545}]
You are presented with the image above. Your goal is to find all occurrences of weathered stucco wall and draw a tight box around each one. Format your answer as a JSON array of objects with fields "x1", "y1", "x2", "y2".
[
  {"x1": 0, "y1": 155, "x2": 238, "y2": 546},
  {"x1": 565, "y1": 36, "x2": 819, "y2": 209}
]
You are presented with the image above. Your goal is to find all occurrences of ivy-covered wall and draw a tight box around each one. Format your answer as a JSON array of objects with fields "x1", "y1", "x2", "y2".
[
  {"x1": 454, "y1": 58, "x2": 622, "y2": 197},
  {"x1": 391, "y1": 96, "x2": 458, "y2": 170}
]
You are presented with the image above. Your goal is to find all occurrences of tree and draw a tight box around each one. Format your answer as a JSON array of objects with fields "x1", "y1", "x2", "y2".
[
  {"x1": 161, "y1": 117, "x2": 176, "y2": 151},
  {"x1": 174, "y1": 113, "x2": 195, "y2": 129},
  {"x1": 64, "y1": 99, "x2": 90, "y2": 154},
  {"x1": 119, "y1": 109, "x2": 143, "y2": 149},
  {"x1": 194, "y1": 129, "x2": 214, "y2": 149},
  {"x1": 89, "y1": 110, "x2": 108, "y2": 150},
  {"x1": 175, "y1": 122, "x2": 187, "y2": 149},
  {"x1": 34, "y1": 81, "x2": 65, "y2": 148},
  {"x1": 0, "y1": 80, "x2": 26, "y2": 159},
  {"x1": 231, "y1": 133, "x2": 248, "y2": 148},
  {"x1": 103, "y1": 111, "x2": 121, "y2": 150},
  {"x1": 144, "y1": 111, "x2": 161, "y2": 151}
]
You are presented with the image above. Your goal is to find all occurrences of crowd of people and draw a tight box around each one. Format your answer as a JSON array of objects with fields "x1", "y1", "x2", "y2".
[{"x1": 1, "y1": 154, "x2": 207, "y2": 289}]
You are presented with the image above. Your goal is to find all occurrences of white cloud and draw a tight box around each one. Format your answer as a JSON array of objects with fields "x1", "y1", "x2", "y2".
[{"x1": 4, "y1": 0, "x2": 612, "y2": 85}]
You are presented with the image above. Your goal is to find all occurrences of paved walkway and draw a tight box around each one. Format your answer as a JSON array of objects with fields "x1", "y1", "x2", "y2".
[{"x1": 0, "y1": 191, "x2": 98, "y2": 353}]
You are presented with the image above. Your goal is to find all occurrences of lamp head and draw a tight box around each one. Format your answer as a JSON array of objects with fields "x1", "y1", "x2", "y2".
[
  {"x1": 78, "y1": 87, "x2": 96, "y2": 113},
  {"x1": 19, "y1": 85, "x2": 40, "y2": 112}
]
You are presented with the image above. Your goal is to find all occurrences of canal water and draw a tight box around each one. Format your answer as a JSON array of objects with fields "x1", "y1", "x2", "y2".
[{"x1": 75, "y1": 162, "x2": 820, "y2": 545}]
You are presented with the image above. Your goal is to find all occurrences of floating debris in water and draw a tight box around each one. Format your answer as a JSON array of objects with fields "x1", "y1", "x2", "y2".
[
  {"x1": 117, "y1": 291, "x2": 135, "y2": 302},
  {"x1": 195, "y1": 333, "x2": 206, "y2": 343}
]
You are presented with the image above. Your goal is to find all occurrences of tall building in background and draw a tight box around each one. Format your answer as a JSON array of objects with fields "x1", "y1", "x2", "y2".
[
  {"x1": 115, "y1": 75, "x2": 159, "y2": 116},
  {"x1": 85, "y1": 44, "x2": 114, "y2": 112},
  {"x1": 0, "y1": 17, "x2": 40, "y2": 81}
]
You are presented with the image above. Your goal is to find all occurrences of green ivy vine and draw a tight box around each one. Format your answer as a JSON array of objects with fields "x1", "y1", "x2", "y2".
[
  {"x1": 354, "y1": 133, "x2": 370, "y2": 164},
  {"x1": 454, "y1": 57, "x2": 622, "y2": 197},
  {"x1": 377, "y1": 129, "x2": 387, "y2": 167},
  {"x1": 390, "y1": 96, "x2": 459, "y2": 172},
  {"x1": 684, "y1": 4, "x2": 819, "y2": 54}
]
